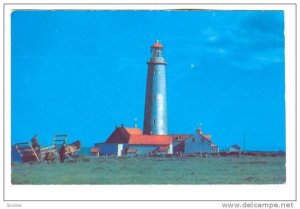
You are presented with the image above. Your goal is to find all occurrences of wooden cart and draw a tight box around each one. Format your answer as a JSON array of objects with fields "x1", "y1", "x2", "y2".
[{"x1": 14, "y1": 142, "x2": 58, "y2": 163}]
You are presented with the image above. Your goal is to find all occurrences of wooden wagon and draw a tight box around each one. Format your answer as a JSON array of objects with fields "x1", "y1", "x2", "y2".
[
  {"x1": 14, "y1": 142, "x2": 58, "y2": 163},
  {"x1": 15, "y1": 134, "x2": 81, "y2": 163}
]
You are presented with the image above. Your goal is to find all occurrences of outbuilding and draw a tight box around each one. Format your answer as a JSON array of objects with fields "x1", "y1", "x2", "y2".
[{"x1": 228, "y1": 144, "x2": 241, "y2": 154}]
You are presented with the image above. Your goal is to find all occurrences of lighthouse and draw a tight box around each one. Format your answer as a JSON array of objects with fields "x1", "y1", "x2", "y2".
[{"x1": 143, "y1": 40, "x2": 168, "y2": 135}]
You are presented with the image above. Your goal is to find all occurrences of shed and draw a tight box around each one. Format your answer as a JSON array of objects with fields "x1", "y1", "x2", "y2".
[
  {"x1": 227, "y1": 144, "x2": 241, "y2": 157},
  {"x1": 90, "y1": 147, "x2": 100, "y2": 157},
  {"x1": 228, "y1": 144, "x2": 241, "y2": 153}
]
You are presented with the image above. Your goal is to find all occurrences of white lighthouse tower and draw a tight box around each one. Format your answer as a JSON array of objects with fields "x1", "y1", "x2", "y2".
[{"x1": 143, "y1": 40, "x2": 168, "y2": 135}]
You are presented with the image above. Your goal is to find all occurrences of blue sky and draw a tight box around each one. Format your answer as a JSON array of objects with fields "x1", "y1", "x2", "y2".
[{"x1": 11, "y1": 10, "x2": 285, "y2": 150}]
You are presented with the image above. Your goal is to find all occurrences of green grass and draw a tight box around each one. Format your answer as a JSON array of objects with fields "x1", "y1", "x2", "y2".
[{"x1": 11, "y1": 156, "x2": 286, "y2": 184}]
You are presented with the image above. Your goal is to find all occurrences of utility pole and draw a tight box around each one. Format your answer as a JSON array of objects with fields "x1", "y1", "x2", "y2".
[{"x1": 243, "y1": 132, "x2": 246, "y2": 152}]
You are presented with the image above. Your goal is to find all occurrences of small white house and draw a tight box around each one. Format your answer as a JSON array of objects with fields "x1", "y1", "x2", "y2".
[{"x1": 228, "y1": 144, "x2": 241, "y2": 153}]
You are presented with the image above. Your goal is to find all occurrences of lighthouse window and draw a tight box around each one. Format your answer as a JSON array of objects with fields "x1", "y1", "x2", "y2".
[
  {"x1": 153, "y1": 119, "x2": 156, "y2": 125},
  {"x1": 152, "y1": 50, "x2": 156, "y2": 58},
  {"x1": 156, "y1": 51, "x2": 161, "y2": 57}
]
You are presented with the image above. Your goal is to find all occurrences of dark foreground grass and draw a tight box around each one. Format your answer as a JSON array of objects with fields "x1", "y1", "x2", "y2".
[{"x1": 11, "y1": 156, "x2": 286, "y2": 184}]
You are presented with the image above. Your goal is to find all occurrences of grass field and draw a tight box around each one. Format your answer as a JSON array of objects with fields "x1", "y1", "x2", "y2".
[{"x1": 11, "y1": 156, "x2": 286, "y2": 184}]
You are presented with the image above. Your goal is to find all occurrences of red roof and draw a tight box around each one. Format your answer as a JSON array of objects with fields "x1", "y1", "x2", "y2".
[
  {"x1": 106, "y1": 127, "x2": 142, "y2": 143},
  {"x1": 105, "y1": 127, "x2": 172, "y2": 145},
  {"x1": 124, "y1": 128, "x2": 142, "y2": 135},
  {"x1": 129, "y1": 135, "x2": 171, "y2": 145},
  {"x1": 151, "y1": 41, "x2": 163, "y2": 49},
  {"x1": 105, "y1": 127, "x2": 129, "y2": 143}
]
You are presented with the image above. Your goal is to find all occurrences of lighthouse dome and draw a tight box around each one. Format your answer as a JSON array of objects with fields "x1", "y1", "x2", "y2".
[{"x1": 151, "y1": 40, "x2": 163, "y2": 49}]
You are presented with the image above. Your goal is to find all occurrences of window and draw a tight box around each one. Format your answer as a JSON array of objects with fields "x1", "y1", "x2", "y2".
[
  {"x1": 156, "y1": 51, "x2": 161, "y2": 57},
  {"x1": 153, "y1": 119, "x2": 156, "y2": 125},
  {"x1": 192, "y1": 137, "x2": 196, "y2": 143},
  {"x1": 152, "y1": 49, "x2": 156, "y2": 58}
]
